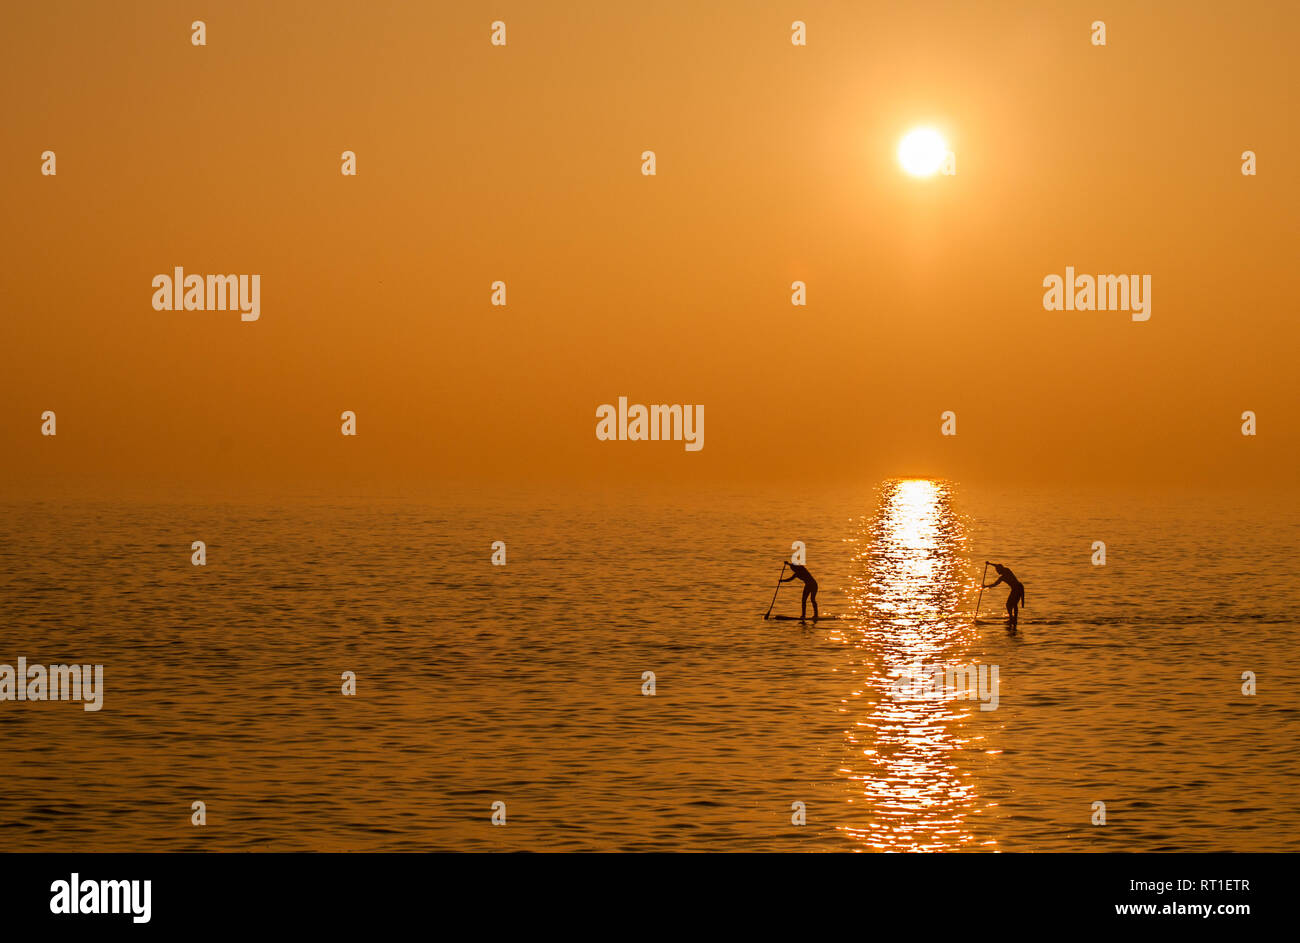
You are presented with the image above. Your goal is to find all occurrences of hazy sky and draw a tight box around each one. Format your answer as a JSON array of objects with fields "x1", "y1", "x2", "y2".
[{"x1": 2, "y1": 1, "x2": 1295, "y2": 495}]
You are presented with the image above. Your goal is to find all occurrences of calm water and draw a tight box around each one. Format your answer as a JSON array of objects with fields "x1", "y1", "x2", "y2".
[{"x1": 1, "y1": 482, "x2": 1296, "y2": 851}]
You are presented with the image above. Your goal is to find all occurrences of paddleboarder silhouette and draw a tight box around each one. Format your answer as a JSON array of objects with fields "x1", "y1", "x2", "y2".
[
  {"x1": 982, "y1": 562, "x2": 1025, "y2": 627},
  {"x1": 780, "y1": 562, "x2": 819, "y2": 621}
]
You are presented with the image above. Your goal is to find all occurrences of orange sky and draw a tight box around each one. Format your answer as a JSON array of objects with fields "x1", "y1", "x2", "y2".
[{"x1": 2, "y1": 1, "x2": 1296, "y2": 496}]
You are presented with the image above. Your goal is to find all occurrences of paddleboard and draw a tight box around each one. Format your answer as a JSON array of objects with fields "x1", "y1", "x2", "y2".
[{"x1": 768, "y1": 614, "x2": 852, "y2": 621}]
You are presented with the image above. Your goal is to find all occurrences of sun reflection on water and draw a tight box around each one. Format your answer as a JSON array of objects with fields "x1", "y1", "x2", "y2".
[{"x1": 837, "y1": 479, "x2": 986, "y2": 851}]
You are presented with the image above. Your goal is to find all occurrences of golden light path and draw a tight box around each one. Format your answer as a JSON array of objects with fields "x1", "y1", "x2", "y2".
[{"x1": 835, "y1": 479, "x2": 989, "y2": 851}]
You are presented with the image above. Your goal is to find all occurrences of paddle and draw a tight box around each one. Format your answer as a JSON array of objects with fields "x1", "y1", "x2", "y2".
[
  {"x1": 973, "y1": 561, "x2": 989, "y2": 620},
  {"x1": 763, "y1": 563, "x2": 787, "y2": 619}
]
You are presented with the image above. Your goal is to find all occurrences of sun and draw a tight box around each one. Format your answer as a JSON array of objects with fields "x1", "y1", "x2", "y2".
[{"x1": 898, "y1": 127, "x2": 947, "y2": 177}]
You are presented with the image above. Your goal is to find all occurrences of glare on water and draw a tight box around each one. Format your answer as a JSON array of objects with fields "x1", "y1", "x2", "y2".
[{"x1": 837, "y1": 479, "x2": 986, "y2": 851}]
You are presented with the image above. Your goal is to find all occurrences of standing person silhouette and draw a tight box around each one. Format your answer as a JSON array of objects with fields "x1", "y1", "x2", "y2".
[
  {"x1": 983, "y1": 562, "x2": 1025, "y2": 626},
  {"x1": 780, "y1": 562, "x2": 819, "y2": 621}
]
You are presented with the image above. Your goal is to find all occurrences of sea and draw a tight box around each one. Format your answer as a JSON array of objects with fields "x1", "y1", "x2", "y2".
[{"x1": 1, "y1": 480, "x2": 1296, "y2": 851}]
